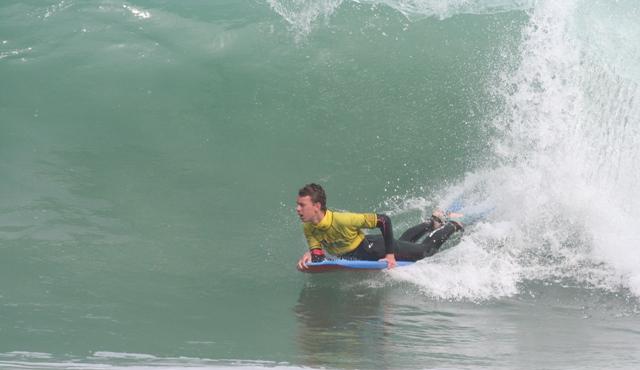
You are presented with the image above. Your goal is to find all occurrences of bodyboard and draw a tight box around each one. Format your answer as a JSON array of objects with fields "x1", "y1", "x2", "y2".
[{"x1": 301, "y1": 259, "x2": 414, "y2": 273}]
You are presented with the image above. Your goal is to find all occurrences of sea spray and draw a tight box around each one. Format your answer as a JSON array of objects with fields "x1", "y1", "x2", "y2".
[
  {"x1": 490, "y1": 0, "x2": 640, "y2": 294},
  {"x1": 389, "y1": 0, "x2": 640, "y2": 299}
]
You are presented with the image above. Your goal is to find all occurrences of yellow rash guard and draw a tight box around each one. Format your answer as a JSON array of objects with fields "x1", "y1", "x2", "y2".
[{"x1": 302, "y1": 210, "x2": 378, "y2": 256}]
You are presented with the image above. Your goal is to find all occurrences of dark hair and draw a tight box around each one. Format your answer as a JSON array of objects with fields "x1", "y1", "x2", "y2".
[{"x1": 298, "y1": 183, "x2": 327, "y2": 211}]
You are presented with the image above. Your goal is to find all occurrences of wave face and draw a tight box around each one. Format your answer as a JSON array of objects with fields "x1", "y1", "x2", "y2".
[
  {"x1": 390, "y1": 0, "x2": 640, "y2": 299},
  {"x1": 2, "y1": 0, "x2": 640, "y2": 368}
]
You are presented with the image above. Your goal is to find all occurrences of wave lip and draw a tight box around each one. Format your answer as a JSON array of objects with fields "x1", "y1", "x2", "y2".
[
  {"x1": 267, "y1": 0, "x2": 535, "y2": 38},
  {"x1": 357, "y1": 0, "x2": 536, "y2": 20}
]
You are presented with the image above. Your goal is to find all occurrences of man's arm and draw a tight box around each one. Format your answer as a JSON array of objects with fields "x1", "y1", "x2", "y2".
[
  {"x1": 376, "y1": 214, "x2": 397, "y2": 268},
  {"x1": 376, "y1": 214, "x2": 394, "y2": 253},
  {"x1": 299, "y1": 225, "x2": 324, "y2": 270},
  {"x1": 297, "y1": 248, "x2": 326, "y2": 270},
  {"x1": 297, "y1": 251, "x2": 311, "y2": 270}
]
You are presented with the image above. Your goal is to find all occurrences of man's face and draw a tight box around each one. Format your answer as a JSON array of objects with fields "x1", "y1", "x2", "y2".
[{"x1": 296, "y1": 195, "x2": 321, "y2": 223}]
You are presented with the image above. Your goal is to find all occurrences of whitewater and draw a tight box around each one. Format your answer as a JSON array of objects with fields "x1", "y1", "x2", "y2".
[{"x1": 384, "y1": 0, "x2": 640, "y2": 303}]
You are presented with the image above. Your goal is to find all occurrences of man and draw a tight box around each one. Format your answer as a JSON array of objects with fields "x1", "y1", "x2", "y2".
[
  {"x1": 296, "y1": 183, "x2": 397, "y2": 270},
  {"x1": 296, "y1": 183, "x2": 464, "y2": 271}
]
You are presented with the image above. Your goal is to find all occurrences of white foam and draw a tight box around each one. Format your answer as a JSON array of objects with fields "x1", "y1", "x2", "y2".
[
  {"x1": 92, "y1": 352, "x2": 157, "y2": 360},
  {"x1": 0, "y1": 47, "x2": 33, "y2": 61},
  {"x1": 123, "y1": 4, "x2": 151, "y2": 20},
  {"x1": 0, "y1": 351, "x2": 307, "y2": 370},
  {"x1": 391, "y1": 221, "x2": 520, "y2": 301},
  {"x1": 2, "y1": 352, "x2": 53, "y2": 359}
]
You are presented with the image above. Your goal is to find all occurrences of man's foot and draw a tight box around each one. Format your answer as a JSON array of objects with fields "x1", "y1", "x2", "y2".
[{"x1": 446, "y1": 212, "x2": 465, "y2": 231}]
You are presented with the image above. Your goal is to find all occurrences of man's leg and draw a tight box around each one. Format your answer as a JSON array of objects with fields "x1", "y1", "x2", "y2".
[
  {"x1": 394, "y1": 240, "x2": 426, "y2": 261},
  {"x1": 395, "y1": 221, "x2": 460, "y2": 261},
  {"x1": 420, "y1": 222, "x2": 458, "y2": 257},
  {"x1": 398, "y1": 221, "x2": 434, "y2": 242},
  {"x1": 342, "y1": 235, "x2": 387, "y2": 261}
]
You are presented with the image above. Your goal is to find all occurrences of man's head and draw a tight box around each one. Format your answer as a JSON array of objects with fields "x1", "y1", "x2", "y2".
[{"x1": 296, "y1": 183, "x2": 326, "y2": 223}]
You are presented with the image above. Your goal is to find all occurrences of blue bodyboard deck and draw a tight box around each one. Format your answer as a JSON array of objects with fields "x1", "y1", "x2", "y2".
[{"x1": 301, "y1": 259, "x2": 414, "y2": 273}]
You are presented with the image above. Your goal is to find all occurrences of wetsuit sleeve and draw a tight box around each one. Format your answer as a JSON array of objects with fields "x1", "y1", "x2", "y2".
[{"x1": 376, "y1": 214, "x2": 395, "y2": 255}]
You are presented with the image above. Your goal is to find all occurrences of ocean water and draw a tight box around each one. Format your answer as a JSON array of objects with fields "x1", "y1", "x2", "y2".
[{"x1": 1, "y1": 0, "x2": 640, "y2": 369}]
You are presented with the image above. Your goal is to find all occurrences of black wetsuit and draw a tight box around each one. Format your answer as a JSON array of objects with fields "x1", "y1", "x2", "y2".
[{"x1": 342, "y1": 219, "x2": 458, "y2": 262}]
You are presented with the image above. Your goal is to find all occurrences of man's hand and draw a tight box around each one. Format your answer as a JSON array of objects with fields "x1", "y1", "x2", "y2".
[
  {"x1": 297, "y1": 251, "x2": 312, "y2": 271},
  {"x1": 381, "y1": 253, "x2": 397, "y2": 269}
]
